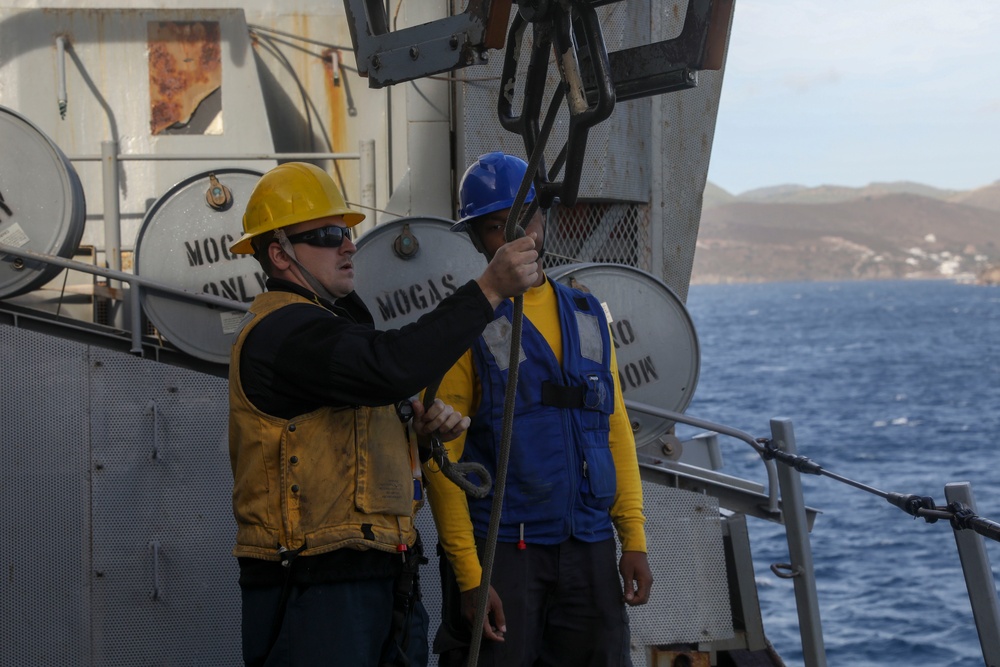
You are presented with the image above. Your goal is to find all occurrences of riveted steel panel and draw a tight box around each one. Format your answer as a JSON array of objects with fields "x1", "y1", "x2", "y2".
[
  {"x1": 88, "y1": 346, "x2": 238, "y2": 666},
  {"x1": 0, "y1": 323, "x2": 240, "y2": 666},
  {"x1": 655, "y1": 2, "x2": 733, "y2": 303}
]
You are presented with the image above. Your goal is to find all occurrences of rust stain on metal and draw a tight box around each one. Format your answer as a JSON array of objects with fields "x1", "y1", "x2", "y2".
[
  {"x1": 322, "y1": 48, "x2": 349, "y2": 154},
  {"x1": 148, "y1": 21, "x2": 222, "y2": 135}
]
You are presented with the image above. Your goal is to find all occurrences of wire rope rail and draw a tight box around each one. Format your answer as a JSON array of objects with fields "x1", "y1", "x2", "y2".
[
  {"x1": 0, "y1": 243, "x2": 250, "y2": 356},
  {"x1": 625, "y1": 399, "x2": 1000, "y2": 667}
]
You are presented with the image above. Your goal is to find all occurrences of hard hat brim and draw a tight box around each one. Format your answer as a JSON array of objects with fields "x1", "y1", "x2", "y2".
[{"x1": 230, "y1": 210, "x2": 364, "y2": 255}]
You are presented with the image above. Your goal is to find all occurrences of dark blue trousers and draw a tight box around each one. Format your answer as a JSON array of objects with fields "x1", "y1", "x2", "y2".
[
  {"x1": 242, "y1": 577, "x2": 429, "y2": 667},
  {"x1": 436, "y1": 538, "x2": 631, "y2": 667}
]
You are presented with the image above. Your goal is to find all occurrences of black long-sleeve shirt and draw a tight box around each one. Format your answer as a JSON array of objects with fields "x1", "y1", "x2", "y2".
[{"x1": 240, "y1": 277, "x2": 494, "y2": 419}]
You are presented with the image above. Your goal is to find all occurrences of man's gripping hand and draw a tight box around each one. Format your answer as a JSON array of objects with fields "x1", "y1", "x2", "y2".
[
  {"x1": 410, "y1": 397, "x2": 470, "y2": 443},
  {"x1": 475, "y1": 233, "x2": 538, "y2": 307}
]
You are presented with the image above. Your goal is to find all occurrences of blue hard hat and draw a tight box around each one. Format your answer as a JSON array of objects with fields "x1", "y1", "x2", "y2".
[{"x1": 456, "y1": 152, "x2": 536, "y2": 225}]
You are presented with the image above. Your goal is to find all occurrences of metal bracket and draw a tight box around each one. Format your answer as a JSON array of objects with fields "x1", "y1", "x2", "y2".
[{"x1": 341, "y1": 0, "x2": 513, "y2": 88}]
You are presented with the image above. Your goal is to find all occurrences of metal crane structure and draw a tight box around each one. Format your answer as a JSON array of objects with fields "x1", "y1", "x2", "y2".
[{"x1": 342, "y1": 0, "x2": 732, "y2": 206}]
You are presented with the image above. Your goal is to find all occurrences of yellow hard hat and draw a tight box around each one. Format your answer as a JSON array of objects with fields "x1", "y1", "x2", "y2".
[{"x1": 231, "y1": 162, "x2": 365, "y2": 254}]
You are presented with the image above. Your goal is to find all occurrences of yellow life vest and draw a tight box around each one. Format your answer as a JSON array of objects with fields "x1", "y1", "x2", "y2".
[{"x1": 228, "y1": 290, "x2": 418, "y2": 560}]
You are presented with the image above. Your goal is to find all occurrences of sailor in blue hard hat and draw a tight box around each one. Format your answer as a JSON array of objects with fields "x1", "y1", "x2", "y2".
[
  {"x1": 450, "y1": 151, "x2": 543, "y2": 258},
  {"x1": 428, "y1": 151, "x2": 653, "y2": 665}
]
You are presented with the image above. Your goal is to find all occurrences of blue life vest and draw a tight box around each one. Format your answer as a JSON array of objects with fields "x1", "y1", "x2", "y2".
[{"x1": 463, "y1": 279, "x2": 617, "y2": 545}]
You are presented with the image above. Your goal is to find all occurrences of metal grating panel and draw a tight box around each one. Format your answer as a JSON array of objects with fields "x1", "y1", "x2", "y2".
[
  {"x1": 628, "y1": 483, "x2": 733, "y2": 662},
  {"x1": 416, "y1": 506, "x2": 445, "y2": 667},
  {"x1": 0, "y1": 325, "x2": 91, "y2": 666},
  {"x1": 0, "y1": 323, "x2": 240, "y2": 666},
  {"x1": 89, "y1": 347, "x2": 239, "y2": 666}
]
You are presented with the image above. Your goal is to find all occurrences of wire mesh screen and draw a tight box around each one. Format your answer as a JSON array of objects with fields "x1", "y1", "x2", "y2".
[{"x1": 544, "y1": 201, "x2": 652, "y2": 272}]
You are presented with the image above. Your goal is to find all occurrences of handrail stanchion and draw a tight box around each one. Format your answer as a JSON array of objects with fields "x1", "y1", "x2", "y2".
[
  {"x1": 944, "y1": 482, "x2": 1000, "y2": 666},
  {"x1": 770, "y1": 418, "x2": 827, "y2": 667},
  {"x1": 129, "y1": 275, "x2": 143, "y2": 354},
  {"x1": 101, "y1": 140, "x2": 124, "y2": 328}
]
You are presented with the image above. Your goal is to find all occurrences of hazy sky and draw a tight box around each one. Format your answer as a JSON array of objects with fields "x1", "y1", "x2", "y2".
[{"x1": 706, "y1": 2, "x2": 1000, "y2": 195}]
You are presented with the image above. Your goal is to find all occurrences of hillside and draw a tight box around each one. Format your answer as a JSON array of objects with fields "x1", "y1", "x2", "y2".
[
  {"x1": 693, "y1": 189, "x2": 1000, "y2": 284},
  {"x1": 731, "y1": 181, "x2": 960, "y2": 206},
  {"x1": 948, "y1": 180, "x2": 1000, "y2": 212}
]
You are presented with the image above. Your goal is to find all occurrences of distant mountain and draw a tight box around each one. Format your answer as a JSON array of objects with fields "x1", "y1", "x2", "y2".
[
  {"x1": 702, "y1": 181, "x2": 738, "y2": 209},
  {"x1": 693, "y1": 189, "x2": 1000, "y2": 284},
  {"x1": 737, "y1": 183, "x2": 810, "y2": 202},
  {"x1": 704, "y1": 181, "x2": 960, "y2": 208},
  {"x1": 948, "y1": 180, "x2": 1000, "y2": 213}
]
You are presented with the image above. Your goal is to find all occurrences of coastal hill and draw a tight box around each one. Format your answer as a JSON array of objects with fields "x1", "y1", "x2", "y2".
[{"x1": 693, "y1": 180, "x2": 1000, "y2": 284}]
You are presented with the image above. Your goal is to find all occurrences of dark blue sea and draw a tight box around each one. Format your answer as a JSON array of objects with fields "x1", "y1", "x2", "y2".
[{"x1": 676, "y1": 280, "x2": 1000, "y2": 667}]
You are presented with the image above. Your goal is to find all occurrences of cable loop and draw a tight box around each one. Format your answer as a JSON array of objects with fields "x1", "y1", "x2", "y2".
[
  {"x1": 770, "y1": 562, "x2": 802, "y2": 579},
  {"x1": 431, "y1": 439, "x2": 492, "y2": 500}
]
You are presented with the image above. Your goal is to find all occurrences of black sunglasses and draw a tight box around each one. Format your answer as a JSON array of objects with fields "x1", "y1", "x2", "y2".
[{"x1": 285, "y1": 225, "x2": 352, "y2": 248}]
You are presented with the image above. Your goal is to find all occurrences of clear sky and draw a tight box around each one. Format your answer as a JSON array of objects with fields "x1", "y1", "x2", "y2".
[{"x1": 706, "y1": 1, "x2": 1000, "y2": 195}]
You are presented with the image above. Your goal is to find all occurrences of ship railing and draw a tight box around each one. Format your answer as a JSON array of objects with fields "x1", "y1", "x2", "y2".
[
  {"x1": 0, "y1": 146, "x2": 372, "y2": 343},
  {"x1": 0, "y1": 242, "x2": 249, "y2": 355},
  {"x1": 627, "y1": 401, "x2": 826, "y2": 664},
  {"x1": 627, "y1": 399, "x2": 1000, "y2": 667}
]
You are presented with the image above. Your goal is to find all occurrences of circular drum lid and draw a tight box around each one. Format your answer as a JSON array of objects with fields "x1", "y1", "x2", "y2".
[
  {"x1": 135, "y1": 168, "x2": 264, "y2": 365},
  {"x1": 0, "y1": 105, "x2": 86, "y2": 298},
  {"x1": 353, "y1": 216, "x2": 486, "y2": 329},
  {"x1": 547, "y1": 263, "x2": 700, "y2": 449}
]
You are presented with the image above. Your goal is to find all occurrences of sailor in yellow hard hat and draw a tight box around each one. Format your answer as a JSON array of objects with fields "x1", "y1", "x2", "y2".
[
  {"x1": 230, "y1": 161, "x2": 365, "y2": 301},
  {"x1": 226, "y1": 162, "x2": 540, "y2": 667}
]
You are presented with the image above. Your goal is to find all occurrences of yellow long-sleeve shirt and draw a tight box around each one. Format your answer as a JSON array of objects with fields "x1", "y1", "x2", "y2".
[{"x1": 423, "y1": 276, "x2": 648, "y2": 592}]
